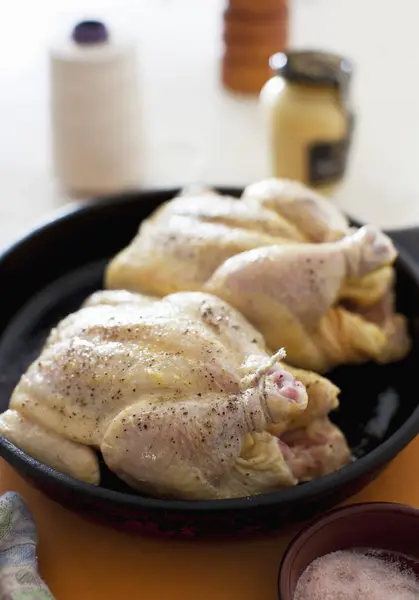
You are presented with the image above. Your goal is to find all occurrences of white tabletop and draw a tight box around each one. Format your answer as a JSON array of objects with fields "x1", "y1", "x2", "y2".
[{"x1": 1, "y1": 0, "x2": 418, "y2": 248}]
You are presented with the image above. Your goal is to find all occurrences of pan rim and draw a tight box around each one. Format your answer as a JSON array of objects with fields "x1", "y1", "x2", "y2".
[{"x1": 0, "y1": 187, "x2": 418, "y2": 513}]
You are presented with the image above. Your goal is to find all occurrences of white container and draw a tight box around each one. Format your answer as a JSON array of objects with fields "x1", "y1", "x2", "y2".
[{"x1": 50, "y1": 20, "x2": 142, "y2": 196}]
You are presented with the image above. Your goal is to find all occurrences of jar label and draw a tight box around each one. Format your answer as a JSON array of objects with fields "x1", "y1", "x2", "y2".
[{"x1": 308, "y1": 113, "x2": 354, "y2": 186}]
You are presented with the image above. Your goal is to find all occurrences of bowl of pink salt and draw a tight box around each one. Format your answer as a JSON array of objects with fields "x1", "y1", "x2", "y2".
[{"x1": 279, "y1": 502, "x2": 419, "y2": 600}]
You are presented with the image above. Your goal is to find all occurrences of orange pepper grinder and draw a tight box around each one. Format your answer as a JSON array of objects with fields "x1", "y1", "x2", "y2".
[{"x1": 221, "y1": 0, "x2": 289, "y2": 95}]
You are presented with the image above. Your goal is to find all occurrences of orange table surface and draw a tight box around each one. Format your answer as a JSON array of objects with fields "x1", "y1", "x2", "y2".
[{"x1": 0, "y1": 437, "x2": 418, "y2": 600}]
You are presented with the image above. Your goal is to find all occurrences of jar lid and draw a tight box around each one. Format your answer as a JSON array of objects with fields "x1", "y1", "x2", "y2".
[
  {"x1": 72, "y1": 20, "x2": 109, "y2": 45},
  {"x1": 269, "y1": 50, "x2": 353, "y2": 91}
]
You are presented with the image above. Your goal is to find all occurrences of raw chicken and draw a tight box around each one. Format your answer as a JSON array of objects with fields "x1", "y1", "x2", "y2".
[
  {"x1": 280, "y1": 417, "x2": 351, "y2": 483},
  {"x1": 106, "y1": 179, "x2": 350, "y2": 297},
  {"x1": 206, "y1": 225, "x2": 410, "y2": 372},
  {"x1": 106, "y1": 179, "x2": 410, "y2": 373},
  {"x1": 87, "y1": 291, "x2": 342, "y2": 433},
  {"x1": 0, "y1": 290, "x2": 327, "y2": 500},
  {"x1": 242, "y1": 178, "x2": 350, "y2": 242}
]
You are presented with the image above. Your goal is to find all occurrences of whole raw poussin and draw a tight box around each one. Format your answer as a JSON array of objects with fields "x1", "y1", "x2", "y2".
[
  {"x1": 0, "y1": 291, "x2": 313, "y2": 500},
  {"x1": 106, "y1": 179, "x2": 410, "y2": 373}
]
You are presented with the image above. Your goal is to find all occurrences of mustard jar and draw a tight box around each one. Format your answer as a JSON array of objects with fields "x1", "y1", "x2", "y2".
[{"x1": 260, "y1": 50, "x2": 354, "y2": 195}]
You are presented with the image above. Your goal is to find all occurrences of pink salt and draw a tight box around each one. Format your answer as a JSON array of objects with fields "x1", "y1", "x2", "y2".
[{"x1": 294, "y1": 548, "x2": 419, "y2": 600}]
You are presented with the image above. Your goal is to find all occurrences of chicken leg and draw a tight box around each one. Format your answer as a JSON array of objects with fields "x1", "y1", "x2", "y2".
[
  {"x1": 206, "y1": 225, "x2": 410, "y2": 372},
  {"x1": 102, "y1": 360, "x2": 307, "y2": 500},
  {"x1": 105, "y1": 178, "x2": 350, "y2": 296}
]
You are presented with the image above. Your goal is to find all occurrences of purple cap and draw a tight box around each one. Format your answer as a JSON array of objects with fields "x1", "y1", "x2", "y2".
[{"x1": 72, "y1": 20, "x2": 109, "y2": 45}]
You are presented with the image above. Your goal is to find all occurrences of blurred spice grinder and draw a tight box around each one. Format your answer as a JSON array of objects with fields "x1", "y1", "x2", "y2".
[{"x1": 221, "y1": 0, "x2": 289, "y2": 94}]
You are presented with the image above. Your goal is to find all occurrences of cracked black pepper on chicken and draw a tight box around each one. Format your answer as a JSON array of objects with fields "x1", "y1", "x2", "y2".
[{"x1": 0, "y1": 178, "x2": 409, "y2": 500}]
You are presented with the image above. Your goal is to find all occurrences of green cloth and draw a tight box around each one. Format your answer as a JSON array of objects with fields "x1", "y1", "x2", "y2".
[{"x1": 0, "y1": 492, "x2": 54, "y2": 600}]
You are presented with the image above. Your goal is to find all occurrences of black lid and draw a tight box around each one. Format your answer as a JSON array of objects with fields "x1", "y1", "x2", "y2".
[
  {"x1": 72, "y1": 20, "x2": 109, "y2": 45},
  {"x1": 269, "y1": 50, "x2": 353, "y2": 90}
]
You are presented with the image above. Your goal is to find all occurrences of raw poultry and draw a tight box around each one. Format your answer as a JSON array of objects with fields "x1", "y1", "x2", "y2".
[
  {"x1": 0, "y1": 290, "x2": 350, "y2": 500},
  {"x1": 106, "y1": 178, "x2": 410, "y2": 373}
]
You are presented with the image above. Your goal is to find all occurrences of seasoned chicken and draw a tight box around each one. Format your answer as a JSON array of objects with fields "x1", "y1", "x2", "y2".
[
  {"x1": 106, "y1": 179, "x2": 350, "y2": 297},
  {"x1": 0, "y1": 290, "x2": 324, "y2": 500},
  {"x1": 87, "y1": 291, "x2": 342, "y2": 433},
  {"x1": 106, "y1": 179, "x2": 410, "y2": 373},
  {"x1": 242, "y1": 178, "x2": 350, "y2": 242},
  {"x1": 206, "y1": 224, "x2": 410, "y2": 372}
]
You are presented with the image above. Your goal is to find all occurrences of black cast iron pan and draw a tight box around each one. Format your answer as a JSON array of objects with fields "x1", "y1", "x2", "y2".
[{"x1": 0, "y1": 187, "x2": 418, "y2": 539}]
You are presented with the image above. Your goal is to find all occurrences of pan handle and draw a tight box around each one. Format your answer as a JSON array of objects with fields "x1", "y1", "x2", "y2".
[{"x1": 385, "y1": 226, "x2": 419, "y2": 265}]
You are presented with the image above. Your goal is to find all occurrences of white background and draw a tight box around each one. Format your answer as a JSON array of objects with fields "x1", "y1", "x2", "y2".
[{"x1": 0, "y1": 0, "x2": 418, "y2": 246}]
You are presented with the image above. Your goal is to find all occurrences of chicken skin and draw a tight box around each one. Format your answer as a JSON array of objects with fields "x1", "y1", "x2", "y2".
[
  {"x1": 2, "y1": 178, "x2": 401, "y2": 499},
  {"x1": 206, "y1": 224, "x2": 410, "y2": 372},
  {"x1": 0, "y1": 291, "x2": 320, "y2": 500},
  {"x1": 106, "y1": 179, "x2": 410, "y2": 373}
]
